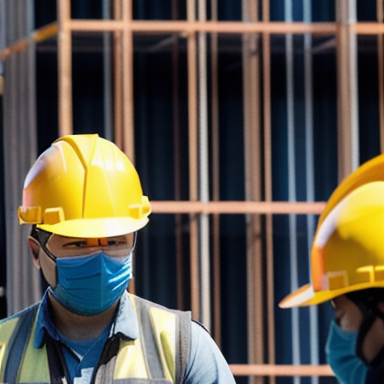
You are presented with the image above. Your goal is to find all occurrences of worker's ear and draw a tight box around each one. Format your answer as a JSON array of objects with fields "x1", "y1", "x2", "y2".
[
  {"x1": 28, "y1": 236, "x2": 41, "y2": 270},
  {"x1": 377, "y1": 302, "x2": 384, "y2": 314}
]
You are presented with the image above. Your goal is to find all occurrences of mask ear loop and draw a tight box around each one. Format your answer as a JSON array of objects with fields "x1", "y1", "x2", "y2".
[
  {"x1": 355, "y1": 312, "x2": 377, "y2": 365},
  {"x1": 347, "y1": 291, "x2": 384, "y2": 367},
  {"x1": 30, "y1": 226, "x2": 58, "y2": 288},
  {"x1": 360, "y1": 307, "x2": 384, "y2": 368},
  {"x1": 370, "y1": 344, "x2": 384, "y2": 368}
]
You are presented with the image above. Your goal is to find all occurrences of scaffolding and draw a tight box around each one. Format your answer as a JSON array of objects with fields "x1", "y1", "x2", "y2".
[{"x1": 1, "y1": 0, "x2": 384, "y2": 382}]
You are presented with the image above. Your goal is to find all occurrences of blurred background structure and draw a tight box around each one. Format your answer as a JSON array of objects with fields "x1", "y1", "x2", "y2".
[{"x1": 0, "y1": 0, "x2": 383, "y2": 383}]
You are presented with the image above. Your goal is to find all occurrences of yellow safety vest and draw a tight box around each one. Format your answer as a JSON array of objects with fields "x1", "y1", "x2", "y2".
[{"x1": 0, "y1": 294, "x2": 191, "y2": 384}]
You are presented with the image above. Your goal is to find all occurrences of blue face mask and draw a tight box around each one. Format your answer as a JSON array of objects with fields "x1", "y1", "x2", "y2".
[
  {"x1": 325, "y1": 320, "x2": 368, "y2": 384},
  {"x1": 51, "y1": 253, "x2": 132, "y2": 316}
]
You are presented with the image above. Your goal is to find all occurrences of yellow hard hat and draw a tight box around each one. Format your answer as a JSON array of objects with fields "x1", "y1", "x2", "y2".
[
  {"x1": 18, "y1": 134, "x2": 151, "y2": 238},
  {"x1": 279, "y1": 154, "x2": 384, "y2": 308}
]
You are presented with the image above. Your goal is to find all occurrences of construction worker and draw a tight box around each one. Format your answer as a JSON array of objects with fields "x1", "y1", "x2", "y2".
[
  {"x1": 0, "y1": 134, "x2": 236, "y2": 384},
  {"x1": 279, "y1": 153, "x2": 384, "y2": 384}
]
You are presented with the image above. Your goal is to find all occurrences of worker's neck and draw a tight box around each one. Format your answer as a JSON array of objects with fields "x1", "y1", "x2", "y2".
[{"x1": 47, "y1": 291, "x2": 118, "y2": 341}]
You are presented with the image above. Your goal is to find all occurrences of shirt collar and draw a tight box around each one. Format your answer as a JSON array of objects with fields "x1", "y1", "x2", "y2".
[
  {"x1": 111, "y1": 291, "x2": 139, "y2": 339},
  {"x1": 34, "y1": 290, "x2": 139, "y2": 349}
]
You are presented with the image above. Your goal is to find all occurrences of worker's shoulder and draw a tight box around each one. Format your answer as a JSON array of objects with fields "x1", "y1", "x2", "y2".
[{"x1": 191, "y1": 319, "x2": 210, "y2": 334}]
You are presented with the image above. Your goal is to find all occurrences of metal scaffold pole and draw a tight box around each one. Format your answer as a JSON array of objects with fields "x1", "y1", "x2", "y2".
[
  {"x1": 242, "y1": 1, "x2": 264, "y2": 383},
  {"x1": 57, "y1": 0, "x2": 73, "y2": 136},
  {"x1": 303, "y1": 2, "x2": 320, "y2": 384},
  {"x1": 262, "y1": 0, "x2": 276, "y2": 381},
  {"x1": 210, "y1": 0, "x2": 222, "y2": 346},
  {"x1": 377, "y1": 0, "x2": 384, "y2": 153},
  {"x1": 284, "y1": 1, "x2": 301, "y2": 383},
  {"x1": 102, "y1": 0, "x2": 113, "y2": 142},
  {"x1": 198, "y1": 0, "x2": 211, "y2": 330},
  {"x1": 336, "y1": 0, "x2": 359, "y2": 178},
  {"x1": 187, "y1": 0, "x2": 200, "y2": 322},
  {"x1": 3, "y1": 0, "x2": 40, "y2": 315}
]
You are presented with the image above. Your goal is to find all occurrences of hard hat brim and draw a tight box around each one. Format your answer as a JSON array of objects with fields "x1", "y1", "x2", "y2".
[
  {"x1": 279, "y1": 281, "x2": 384, "y2": 308},
  {"x1": 36, "y1": 217, "x2": 149, "y2": 238}
]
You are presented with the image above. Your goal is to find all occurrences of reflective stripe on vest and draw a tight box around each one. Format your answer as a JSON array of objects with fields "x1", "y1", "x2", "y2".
[{"x1": 0, "y1": 294, "x2": 191, "y2": 384}]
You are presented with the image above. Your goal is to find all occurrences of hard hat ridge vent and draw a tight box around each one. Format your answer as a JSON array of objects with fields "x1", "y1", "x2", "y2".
[{"x1": 82, "y1": 138, "x2": 116, "y2": 219}]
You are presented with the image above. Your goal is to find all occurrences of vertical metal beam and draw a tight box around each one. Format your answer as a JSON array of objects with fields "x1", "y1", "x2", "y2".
[
  {"x1": 117, "y1": 0, "x2": 136, "y2": 294},
  {"x1": 377, "y1": 0, "x2": 384, "y2": 153},
  {"x1": 0, "y1": 1, "x2": 5, "y2": 53},
  {"x1": 102, "y1": 0, "x2": 113, "y2": 142},
  {"x1": 172, "y1": 0, "x2": 184, "y2": 311},
  {"x1": 27, "y1": 8, "x2": 40, "y2": 302},
  {"x1": 198, "y1": 0, "x2": 211, "y2": 330},
  {"x1": 303, "y1": 2, "x2": 319, "y2": 384},
  {"x1": 336, "y1": 0, "x2": 359, "y2": 179},
  {"x1": 122, "y1": 0, "x2": 135, "y2": 161},
  {"x1": 210, "y1": 0, "x2": 221, "y2": 346},
  {"x1": 57, "y1": 0, "x2": 73, "y2": 136},
  {"x1": 242, "y1": 1, "x2": 263, "y2": 383},
  {"x1": 262, "y1": 0, "x2": 276, "y2": 381},
  {"x1": 3, "y1": 0, "x2": 40, "y2": 315},
  {"x1": 284, "y1": 2, "x2": 300, "y2": 383},
  {"x1": 113, "y1": 0, "x2": 123, "y2": 148},
  {"x1": 21, "y1": 0, "x2": 40, "y2": 304},
  {"x1": 187, "y1": 0, "x2": 200, "y2": 321}
]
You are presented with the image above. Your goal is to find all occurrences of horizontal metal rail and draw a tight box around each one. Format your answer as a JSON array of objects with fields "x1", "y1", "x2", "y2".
[
  {"x1": 3, "y1": 20, "x2": 384, "y2": 61},
  {"x1": 67, "y1": 20, "x2": 337, "y2": 34},
  {"x1": 59, "y1": 19, "x2": 384, "y2": 35},
  {"x1": 229, "y1": 364, "x2": 334, "y2": 377},
  {"x1": 150, "y1": 201, "x2": 325, "y2": 214}
]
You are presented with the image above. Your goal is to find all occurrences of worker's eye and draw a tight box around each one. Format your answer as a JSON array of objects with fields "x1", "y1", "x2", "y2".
[
  {"x1": 63, "y1": 241, "x2": 88, "y2": 248},
  {"x1": 62, "y1": 238, "x2": 126, "y2": 248},
  {"x1": 106, "y1": 238, "x2": 126, "y2": 246}
]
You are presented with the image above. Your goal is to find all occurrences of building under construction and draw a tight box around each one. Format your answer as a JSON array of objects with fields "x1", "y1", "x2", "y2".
[{"x1": 0, "y1": 1, "x2": 383, "y2": 383}]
